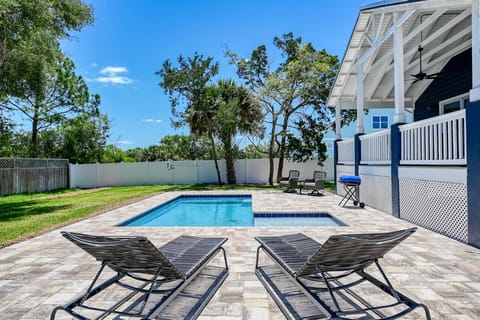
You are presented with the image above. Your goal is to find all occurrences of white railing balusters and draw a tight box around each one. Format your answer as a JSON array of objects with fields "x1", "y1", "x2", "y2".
[
  {"x1": 399, "y1": 109, "x2": 466, "y2": 165},
  {"x1": 360, "y1": 130, "x2": 391, "y2": 164},
  {"x1": 337, "y1": 139, "x2": 355, "y2": 165}
]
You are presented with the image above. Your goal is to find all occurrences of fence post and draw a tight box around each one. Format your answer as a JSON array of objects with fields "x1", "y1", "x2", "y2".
[{"x1": 390, "y1": 123, "x2": 403, "y2": 218}]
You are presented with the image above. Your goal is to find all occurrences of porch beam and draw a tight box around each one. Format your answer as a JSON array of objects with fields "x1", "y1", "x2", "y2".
[
  {"x1": 358, "y1": 10, "x2": 415, "y2": 65},
  {"x1": 368, "y1": 8, "x2": 467, "y2": 78},
  {"x1": 393, "y1": 12, "x2": 406, "y2": 124}
]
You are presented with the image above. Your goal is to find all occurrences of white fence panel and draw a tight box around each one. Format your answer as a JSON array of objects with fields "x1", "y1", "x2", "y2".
[
  {"x1": 337, "y1": 139, "x2": 355, "y2": 165},
  {"x1": 360, "y1": 130, "x2": 391, "y2": 164},
  {"x1": 400, "y1": 109, "x2": 466, "y2": 165},
  {"x1": 70, "y1": 158, "x2": 334, "y2": 188}
]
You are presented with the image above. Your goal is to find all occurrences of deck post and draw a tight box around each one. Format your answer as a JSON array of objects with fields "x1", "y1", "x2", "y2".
[
  {"x1": 467, "y1": 0, "x2": 480, "y2": 248},
  {"x1": 390, "y1": 123, "x2": 403, "y2": 218},
  {"x1": 333, "y1": 139, "x2": 341, "y2": 194}
]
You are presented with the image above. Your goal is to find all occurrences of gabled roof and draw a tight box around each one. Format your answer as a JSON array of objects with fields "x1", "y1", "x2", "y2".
[{"x1": 327, "y1": 0, "x2": 473, "y2": 109}]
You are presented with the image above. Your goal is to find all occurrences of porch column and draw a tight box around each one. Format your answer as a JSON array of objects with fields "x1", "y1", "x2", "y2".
[
  {"x1": 467, "y1": 0, "x2": 480, "y2": 248},
  {"x1": 356, "y1": 64, "x2": 365, "y2": 134},
  {"x1": 335, "y1": 106, "x2": 342, "y2": 140},
  {"x1": 334, "y1": 105, "x2": 342, "y2": 193},
  {"x1": 393, "y1": 12, "x2": 406, "y2": 123}
]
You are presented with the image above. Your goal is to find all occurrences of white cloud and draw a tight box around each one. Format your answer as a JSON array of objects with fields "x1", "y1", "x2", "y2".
[
  {"x1": 100, "y1": 66, "x2": 128, "y2": 76},
  {"x1": 92, "y1": 66, "x2": 133, "y2": 85},
  {"x1": 90, "y1": 63, "x2": 98, "y2": 67},
  {"x1": 96, "y1": 76, "x2": 133, "y2": 84},
  {"x1": 117, "y1": 140, "x2": 134, "y2": 145},
  {"x1": 142, "y1": 119, "x2": 162, "y2": 123}
]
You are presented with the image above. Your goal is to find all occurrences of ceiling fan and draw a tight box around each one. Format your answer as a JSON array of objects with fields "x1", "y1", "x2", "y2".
[{"x1": 410, "y1": 45, "x2": 443, "y2": 84}]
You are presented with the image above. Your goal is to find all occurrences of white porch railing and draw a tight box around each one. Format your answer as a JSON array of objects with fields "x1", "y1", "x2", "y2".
[
  {"x1": 337, "y1": 139, "x2": 355, "y2": 165},
  {"x1": 359, "y1": 130, "x2": 391, "y2": 164},
  {"x1": 399, "y1": 109, "x2": 466, "y2": 165}
]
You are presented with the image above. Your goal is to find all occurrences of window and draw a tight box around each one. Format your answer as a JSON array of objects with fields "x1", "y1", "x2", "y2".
[
  {"x1": 372, "y1": 115, "x2": 388, "y2": 130},
  {"x1": 326, "y1": 141, "x2": 334, "y2": 150},
  {"x1": 439, "y1": 93, "x2": 469, "y2": 115}
]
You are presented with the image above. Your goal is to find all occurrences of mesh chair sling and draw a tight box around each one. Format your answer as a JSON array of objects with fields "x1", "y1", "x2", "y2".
[
  {"x1": 303, "y1": 171, "x2": 327, "y2": 195},
  {"x1": 279, "y1": 170, "x2": 301, "y2": 192},
  {"x1": 51, "y1": 232, "x2": 228, "y2": 320},
  {"x1": 255, "y1": 228, "x2": 431, "y2": 319}
]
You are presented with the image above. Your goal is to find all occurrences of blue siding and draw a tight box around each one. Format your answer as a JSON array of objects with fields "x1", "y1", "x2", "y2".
[{"x1": 414, "y1": 49, "x2": 472, "y2": 121}]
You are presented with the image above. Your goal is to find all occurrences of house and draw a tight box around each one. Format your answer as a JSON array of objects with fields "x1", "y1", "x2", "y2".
[
  {"x1": 327, "y1": 0, "x2": 480, "y2": 248},
  {"x1": 323, "y1": 108, "x2": 412, "y2": 157}
]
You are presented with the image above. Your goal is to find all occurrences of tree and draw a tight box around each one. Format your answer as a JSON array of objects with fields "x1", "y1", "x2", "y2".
[
  {"x1": 0, "y1": 0, "x2": 93, "y2": 88},
  {"x1": 207, "y1": 79, "x2": 264, "y2": 184},
  {"x1": 101, "y1": 145, "x2": 127, "y2": 163},
  {"x1": 156, "y1": 53, "x2": 225, "y2": 184},
  {"x1": 227, "y1": 33, "x2": 348, "y2": 184},
  {"x1": 56, "y1": 110, "x2": 110, "y2": 163},
  {"x1": 1, "y1": 55, "x2": 96, "y2": 156}
]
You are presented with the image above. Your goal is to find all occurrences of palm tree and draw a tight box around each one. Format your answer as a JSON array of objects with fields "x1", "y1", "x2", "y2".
[
  {"x1": 186, "y1": 91, "x2": 224, "y2": 185},
  {"x1": 211, "y1": 79, "x2": 264, "y2": 184}
]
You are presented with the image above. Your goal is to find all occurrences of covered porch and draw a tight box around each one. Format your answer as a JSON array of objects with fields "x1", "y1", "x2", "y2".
[{"x1": 327, "y1": 0, "x2": 480, "y2": 247}]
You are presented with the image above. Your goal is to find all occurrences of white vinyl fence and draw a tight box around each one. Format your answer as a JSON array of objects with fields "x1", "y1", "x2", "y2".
[{"x1": 70, "y1": 158, "x2": 334, "y2": 188}]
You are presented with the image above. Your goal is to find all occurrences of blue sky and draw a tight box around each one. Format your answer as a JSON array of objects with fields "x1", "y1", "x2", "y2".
[{"x1": 61, "y1": 0, "x2": 367, "y2": 149}]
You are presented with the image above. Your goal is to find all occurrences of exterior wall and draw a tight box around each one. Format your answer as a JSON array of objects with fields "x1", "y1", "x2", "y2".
[
  {"x1": 415, "y1": 49, "x2": 472, "y2": 121},
  {"x1": 69, "y1": 158, "x2": 334, "y2": 188},
  {"x1": 359, "y1": 165, "x2": 392, "y2": 214},
  {"x1": 335, "y1": 164, "x2": 355, "y2": 196},
  {"x1": 399, "y1": 167, "x2": 468, "y2": 242},
  {"x1": 324, "y1": 108, "x2": 412, "y2": 157}
]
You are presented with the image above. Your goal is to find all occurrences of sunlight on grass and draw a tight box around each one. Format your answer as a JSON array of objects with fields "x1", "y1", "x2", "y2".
[{"x1": 0, "y1": 184, "x2": 282, "y2": 247}]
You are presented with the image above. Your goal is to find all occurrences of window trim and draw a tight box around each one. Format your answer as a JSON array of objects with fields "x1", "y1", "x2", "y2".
[
  {"x1": 439, "y1": 93, "x2": 469, "y2": 115},
  {"x1": 372, "y1": 115, "x2": 389, "y2": 130}
]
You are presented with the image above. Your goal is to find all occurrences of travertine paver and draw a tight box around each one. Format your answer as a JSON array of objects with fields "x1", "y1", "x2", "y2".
[{"x1": 0, "y1": 190, "x2": 480, "y2": 319}]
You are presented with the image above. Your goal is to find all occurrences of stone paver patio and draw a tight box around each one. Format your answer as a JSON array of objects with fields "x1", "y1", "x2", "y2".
[{"x1": 1, "y1": 189, "x2": 480, "y2": 319}]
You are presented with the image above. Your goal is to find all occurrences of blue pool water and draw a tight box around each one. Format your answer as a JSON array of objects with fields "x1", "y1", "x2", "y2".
[{"x1": 120, "y1": 195, "x2": 344, "y2": 227}]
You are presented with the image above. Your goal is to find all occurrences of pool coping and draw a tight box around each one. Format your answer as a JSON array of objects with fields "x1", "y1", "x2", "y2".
[{"x1": 117, "y1": 193, "x2": 347, "y2": 227}]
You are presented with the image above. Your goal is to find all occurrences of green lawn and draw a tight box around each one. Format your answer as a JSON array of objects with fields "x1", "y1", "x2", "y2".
[{"x1": 0, "y1": 184, "x2": 283, "y2": 247}]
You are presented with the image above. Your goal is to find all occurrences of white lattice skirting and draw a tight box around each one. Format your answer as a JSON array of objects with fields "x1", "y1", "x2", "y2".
[{"x1": 399, "y1": 178, "x2": 468, "y2": 243}]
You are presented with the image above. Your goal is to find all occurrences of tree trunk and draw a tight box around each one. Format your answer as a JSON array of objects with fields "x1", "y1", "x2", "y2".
[
  {"x1": 223, "y1": 136, "x2": 236, "y2": 184},
  {"x1": 209, "y1": 132, "x2": 223, "y2": 185},
  {"x1": 31, "y1": 106, "x2": 40, "y2": 157},
  {"x1": 267, "y1": 115, "x2": 278, "y2": 185},
  {"x1": 276, "y1": 117, "x2": 289, "y2": 183}
]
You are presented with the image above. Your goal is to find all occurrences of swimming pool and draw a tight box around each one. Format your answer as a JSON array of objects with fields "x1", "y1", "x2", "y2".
[{"x1": 120, "y1": 195, "x2": 345, "y2": 227}]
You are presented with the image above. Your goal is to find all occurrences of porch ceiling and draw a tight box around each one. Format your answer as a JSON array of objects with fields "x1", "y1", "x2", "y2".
[{"x1": 327, "y1": 0, "x2": 473, "y2": 110}]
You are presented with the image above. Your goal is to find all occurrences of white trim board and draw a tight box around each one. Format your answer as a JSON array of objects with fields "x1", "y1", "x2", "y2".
[{"x1": 399, "y1": 166, "x2": 467, "y2": 184}]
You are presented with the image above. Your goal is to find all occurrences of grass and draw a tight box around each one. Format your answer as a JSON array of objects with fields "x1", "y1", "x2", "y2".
[{"x1": 0, "y1": 184, "x2": 283, "y2": 247}]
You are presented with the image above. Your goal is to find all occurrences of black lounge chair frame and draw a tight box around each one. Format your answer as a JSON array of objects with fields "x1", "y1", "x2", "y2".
[
  {"x1": 279, "y1": 170, "x2": 300, "y2": 193},
  {"x1": 255, "y1": 228, "x2": 431, "y2": 319},
  {"x1": 51, "y1": 232, "x2": 228, "y2": 320}
]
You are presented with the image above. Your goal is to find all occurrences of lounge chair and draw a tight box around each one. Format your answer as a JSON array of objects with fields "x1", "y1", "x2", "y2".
[
  {"x1": 303, "y1": 170, "x2": 327, "y2": 195},
  {"x1": 51, "y1": 232, "x2": 228, "y2": 320},
  {"x1": 255, "y1": 228, "x2": 431, "y2": 319},
  {"x1": 279, "y1": 169, "x2": 300, "y2": 193}
]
